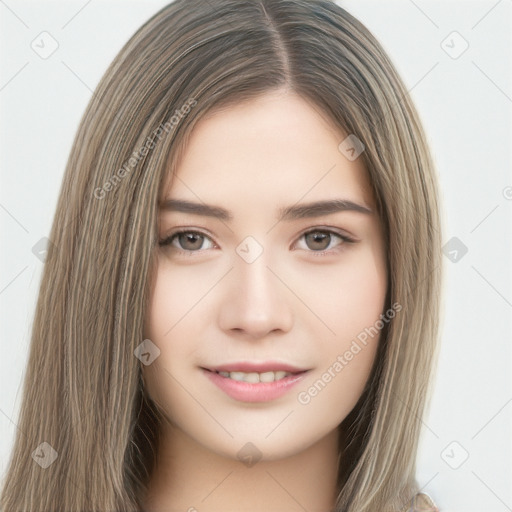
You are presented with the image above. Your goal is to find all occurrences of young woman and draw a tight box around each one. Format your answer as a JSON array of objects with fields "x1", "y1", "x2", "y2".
[{"x1": 0, "y1": 1, "x2": 443, "y2": 511}]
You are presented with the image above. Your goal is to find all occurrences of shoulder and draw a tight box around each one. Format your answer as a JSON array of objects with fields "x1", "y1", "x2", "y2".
[{"x1": 407, "y1": 492, "x2": 440, "y2": 511}]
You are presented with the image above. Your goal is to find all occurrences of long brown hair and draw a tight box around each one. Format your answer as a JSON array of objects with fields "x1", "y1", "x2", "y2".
[{"x1": 0, "y1": 1, "x2": 443, "y2": 510}]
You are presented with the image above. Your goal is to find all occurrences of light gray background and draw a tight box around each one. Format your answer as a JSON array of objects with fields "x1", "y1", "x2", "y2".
[{"x1": 1, "y1": 1, "x2": 511, "y2": 510}]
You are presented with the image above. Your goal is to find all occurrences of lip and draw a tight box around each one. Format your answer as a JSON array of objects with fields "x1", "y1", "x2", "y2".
[
  {"x1": 201, "y1": 367, "x2": 310, "y2": 403},
  {"x1": 203, "y1": 361, "x2": 309, "y2": 373}
]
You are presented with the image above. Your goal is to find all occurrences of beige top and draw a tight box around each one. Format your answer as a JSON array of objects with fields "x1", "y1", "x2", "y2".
[{"x1": 407, "y1": 492, "x2": 440, "y2": 511}]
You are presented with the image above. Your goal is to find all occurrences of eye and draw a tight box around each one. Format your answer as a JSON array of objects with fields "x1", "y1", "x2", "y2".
[
  {"x1": 159, "y1": 230, "x2": 215, "y2": 254},
  {"x1": 294, "y1": 228, "x2": 355, "y2": 255}
]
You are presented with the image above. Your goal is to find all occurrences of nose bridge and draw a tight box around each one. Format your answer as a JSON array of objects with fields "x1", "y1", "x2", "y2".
[
  {"x1": 234, "y1": 233, "x2": 276, "y2": 294},
  {"x1": 218, "y1": 238, "x2": 293, "y2": 336},
  {"x1": 237, "y1": 247, "x2": 275, "y2": 300}
]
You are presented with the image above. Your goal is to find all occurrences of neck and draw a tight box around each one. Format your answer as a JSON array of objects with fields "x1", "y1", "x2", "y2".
[{"x1": 143, "y1": 422, "x2": 341, "y2": 512}]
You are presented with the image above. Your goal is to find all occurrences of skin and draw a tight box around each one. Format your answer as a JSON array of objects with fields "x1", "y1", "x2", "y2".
[{"x1": 142, "y1": 89, "x2": 388, "y2": 512}]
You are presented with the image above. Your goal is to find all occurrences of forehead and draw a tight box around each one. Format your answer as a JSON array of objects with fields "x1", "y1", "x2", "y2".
[{"x1": 162, "y1": 91, "x2": 374, "y2": 211}]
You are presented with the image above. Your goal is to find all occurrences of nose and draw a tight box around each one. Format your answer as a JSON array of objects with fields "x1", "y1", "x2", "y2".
[{"x1": 217, "y1": 251, "x2": 294, "y2": 339}]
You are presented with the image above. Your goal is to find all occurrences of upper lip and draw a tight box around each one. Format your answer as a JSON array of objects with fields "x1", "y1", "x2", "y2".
[{"x1": 203, "y1": 361, "x2": 309, "y2": 374}]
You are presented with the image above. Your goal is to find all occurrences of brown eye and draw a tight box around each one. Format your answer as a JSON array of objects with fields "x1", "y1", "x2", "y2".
[
  {"x1": 159, "y1": 230, "x2": 215, "y2": 252},
  {"x1": 295, "y1": 228, "x2": 355, "y2": 255},
  {"x1": 176, "y1": 232, "x2": 204, "y2": 251},
  {"x1": 304, "y1": 231, "x2": 332, "y2": 251}
]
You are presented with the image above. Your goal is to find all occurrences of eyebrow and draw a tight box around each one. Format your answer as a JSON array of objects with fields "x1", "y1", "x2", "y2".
[{"x1": 159, "y1": 198, "x2": 373, "y2": 222}]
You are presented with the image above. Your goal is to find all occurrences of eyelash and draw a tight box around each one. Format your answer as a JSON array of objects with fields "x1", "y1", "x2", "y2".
[{"x1": 158, "y1": 227, "x2": 356, "y2": 257}]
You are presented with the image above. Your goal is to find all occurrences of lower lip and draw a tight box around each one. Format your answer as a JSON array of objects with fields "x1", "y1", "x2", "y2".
[{"x1": 202, "y1": 368, "x2": 309, "y2": 403}]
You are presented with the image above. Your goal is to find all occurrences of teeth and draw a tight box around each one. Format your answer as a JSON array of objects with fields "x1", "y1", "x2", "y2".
[
  {"x1": 260, "y1": 371, "x2": 278, "y2": 383},
  {"x1": 217, "y1": 370, "x2": 293, "y2": 383}
]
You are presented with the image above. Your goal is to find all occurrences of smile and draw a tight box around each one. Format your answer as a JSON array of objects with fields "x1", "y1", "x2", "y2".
[
  {"x1": 214, "y1": 370, "x2": 295, "y2": 383},
  {"x1": 201, "y1": 367, "x2": 310, "y2": 402}
]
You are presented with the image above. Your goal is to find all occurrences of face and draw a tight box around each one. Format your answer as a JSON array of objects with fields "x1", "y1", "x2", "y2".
[{"x1": 142, "y1": 90, "x2": 387, "y2": 462}]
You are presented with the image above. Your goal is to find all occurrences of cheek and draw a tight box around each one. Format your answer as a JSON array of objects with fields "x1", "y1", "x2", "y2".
[
  {"x1": 291, "y1": 247, "x2": 388, "y2": 344},
  {"x1": 142, "y1": 264, "x2": 207, "y2": 398},
  {"x1": 145, "y1": 261, "x2": 214, "y2": 340},
  {"x1": 292, "y1": 249, "x2": 386, "y2": 414}
]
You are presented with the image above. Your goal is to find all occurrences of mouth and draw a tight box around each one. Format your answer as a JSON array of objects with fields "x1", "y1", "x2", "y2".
[
  {"x1": 200, "y1": 361, "x2": 311, "y2": 384},
  {"x1": 202, "y1": 367, "x2": 308, "y2": 384},
  {"x1": 200, "y1": 365, "x2": 311, "y2": 402}
]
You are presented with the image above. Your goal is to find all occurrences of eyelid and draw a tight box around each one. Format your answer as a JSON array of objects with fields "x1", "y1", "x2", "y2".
[{"x1": 299, "y1": 226, "x2": 357, "y2": 243}]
